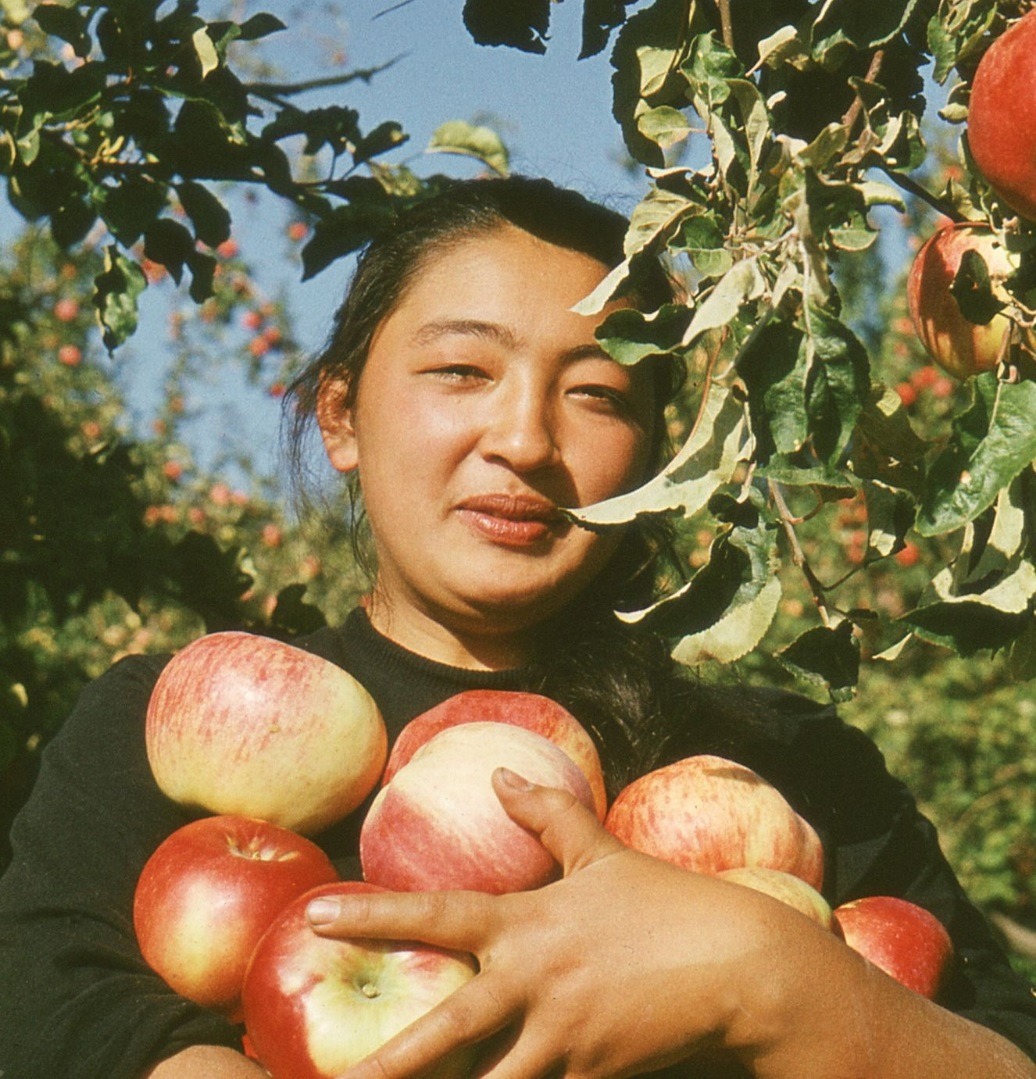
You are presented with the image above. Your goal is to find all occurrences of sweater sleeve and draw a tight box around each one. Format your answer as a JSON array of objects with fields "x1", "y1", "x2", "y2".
[
  {"x1": 771, "y1": 702, "x2": 1036, "y2": 1061},
  {"x1": 0, "y1": 654, "x2": 244, "y2": 1079}
]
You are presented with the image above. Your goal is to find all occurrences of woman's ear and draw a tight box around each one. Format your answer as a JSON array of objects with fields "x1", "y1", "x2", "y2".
[{"x1": 316, "y1": 377, "x2": 358, "y2": 474}]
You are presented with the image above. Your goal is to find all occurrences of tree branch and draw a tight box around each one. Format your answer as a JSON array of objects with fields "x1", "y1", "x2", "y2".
[
  {"x1": 243, "y1": 58, "x2": 405, "y2": 102},
  {"x1": 841, "y1": 48, "x2": 886, "y2": 131},
  {"x1": 716, "y1": 0, "x2": 735, "y2": 50},
  {"x1": 877, "y1": 164, "x2": 966, "y2": 223}
]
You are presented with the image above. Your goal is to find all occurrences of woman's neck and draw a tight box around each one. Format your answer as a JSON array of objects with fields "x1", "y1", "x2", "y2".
[{"x1": 364, "y1": 593, "x2": 535, "y2": 672}]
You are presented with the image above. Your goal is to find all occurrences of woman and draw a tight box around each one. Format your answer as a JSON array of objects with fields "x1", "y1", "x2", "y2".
[{"x1": 1, "y1": 177, "x2": 1034, "y2": 1079}]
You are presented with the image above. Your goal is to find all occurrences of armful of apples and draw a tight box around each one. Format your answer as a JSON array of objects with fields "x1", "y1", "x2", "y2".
[{"x1": 138, "y1": 640, "x2": 1034, "y2": 1079}]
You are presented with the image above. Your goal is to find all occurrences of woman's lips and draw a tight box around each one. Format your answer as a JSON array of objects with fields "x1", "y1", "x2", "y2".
[{"x1": 455, "y1": 494, "x2": 562, "y2": 548}]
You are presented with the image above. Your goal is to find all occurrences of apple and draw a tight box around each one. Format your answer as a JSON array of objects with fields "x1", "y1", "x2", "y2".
[
  {"x1": 604, "y1": 754, "x2": 824, "y2": 891},
  {"x1": 242, "y1": 881, "x2": 478, "y2": 1079},
  {"x1": 907, "y1": 221, "x2": 1014, "y2": 380},
  {"x1": 383, "y1": 689, "x2": 608, "y2": 820},
  {"x1": 716, "y1": 866, "x2": 832, "y2": 928},
  {"x1": 361, "y1": 721, "x2": 596, "y2": 894},
  {"x1": 133, "y1": 814, "x2": 339, "y2": 1019},
  {"x1": 146, "y1": 631, "x2": 387, "y2": 834},
  {"x1": 967, "y1": 9, "x2": 1036, "y2": 221},
  {"x1": 832, "y1": 895, "x2": 954, "y2": 999}
]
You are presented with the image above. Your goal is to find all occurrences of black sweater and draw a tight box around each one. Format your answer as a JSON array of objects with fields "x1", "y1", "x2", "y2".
[{"x1": 1, "y1": 610, "x2": 1034, "y2": 1078}]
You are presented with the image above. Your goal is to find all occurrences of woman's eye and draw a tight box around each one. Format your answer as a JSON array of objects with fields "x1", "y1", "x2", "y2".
[
  {"x1": 570, "y1": 385, "x2": 630, "y2": 412},
  {"x1": 428, "y1": 364, "x2": 488, "y2": 382}
]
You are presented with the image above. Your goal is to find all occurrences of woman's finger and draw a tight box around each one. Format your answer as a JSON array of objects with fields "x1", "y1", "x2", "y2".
[
  {"x1": 306, "y1": 886, "x2": 497, "y2": 952},
  {"x1": 334, "y1": 973, "x2": 514, "y2": 1079},
  {"x1": 492, "y1": 767, "x2": 626, "y2": 876}
]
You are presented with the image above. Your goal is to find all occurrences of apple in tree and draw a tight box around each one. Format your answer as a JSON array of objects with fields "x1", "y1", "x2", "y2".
[
  {"x1": 242, "y1": 881, "x2": 478, "y2": 1079},
  {"x1": 907, "y1": 222, "x2": 1014, "y2": 380},
  {"x1": 361, "y1": 721, "x2": 595, "y2": 894},
  {"x1": 146, "y1": 631, "x2": 387, "y2": 834},
  {"x1": 832, "y1": 895, "x2": 954, "y2": 999},
  {"x1": 604, "y1": 754, "x2": 824, "y2": 891},
  {"x1": 967, "y1": 9, "x2": 1036, "y2": 221},
  {"x1": 383, "y1": 689, "x2": 607, "y2": 820},
  {"x1": 716, "y1": 866, "x2": 832, "y2": 928},
  {"x1": 133, "y1": 814, "x2": 339, "y2": 1019}
]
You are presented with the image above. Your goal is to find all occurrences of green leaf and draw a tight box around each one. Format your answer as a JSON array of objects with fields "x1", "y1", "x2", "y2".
[
  {"x1": 917, "y1": 378, "x2": 1036, "y2": 537},
  {"x1": 681, "y1": 257, "x2": 768, "y2": 348},
  {"x1": 176, "y1": 181, "x2": 231, "y2": 248},
  {"x1": 427, "y1": 120, "x2": 509, "y2": 176},
  {"x1": 301, "y1": 202, "x2": 398, "y2": 280},
  {"x1": 31, "y1": 3, "x2": 92, "y2": 58},
  {"x1": 143, "y1": 218, "x2": 196, "y2": 285},
  {"x1": 775, "y1": 620, "x2": 860, "y2": 702},
  {"x1": 192, "y1": 27, "x2": 220, "y2": 78},
  {"x1": 636, "y1": 105, "x2": 692, "y2": 153},
  {"x1": 462, "y1": 0, "x2": 550, "y2": 54},
  {"x1": 94, "y1": 178, "x2": 169, "y2": 246},
  {"x1": 570, "y1": 383, "x2": 751, "y2": 526},
  {"x1": 186, "y1": 249, "x2": 216, "y2": 303},
  {"x1": 270, "y1": 583, "x2": 328, "y2": 636},
  {"x1": 92, "y1": 245, "x2": 147, "y2": 352},
  {"x1": 353, "y1": 122, "x2": 408, "y2": 166},
  {"x1": 237, "y1": 12, "x2": 287, "y2": 41},
  {"x1": 672, "y1": 575, "x2": 782, "y2": 665},
  {"x1": 950, "y1": 247, "x2": 1003, "y2": 326},
  {"x1": 595, "y1": 304, "x2": 692, "y2": 366}
]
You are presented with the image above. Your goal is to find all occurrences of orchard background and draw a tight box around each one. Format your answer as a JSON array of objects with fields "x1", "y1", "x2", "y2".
[{"x1": 2, "y1": 0, "x2": 1035, "y2": 978}]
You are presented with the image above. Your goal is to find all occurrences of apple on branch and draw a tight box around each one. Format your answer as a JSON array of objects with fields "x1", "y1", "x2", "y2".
[
  {"x1": 133, "y1": 814, "x2": 339, "y2": 1019},
  {"x1": 906, "y1": 221, "x2": 1015, "y2": 380},
  {"x1": 967, "y1": 8, "x2": 1036, "y2": 222},
  {"x1": 146, "y1": 631, "x2": 387, "y2": 834},
  {"x1": 832, "y1": 895, "x2": 955, "y2": 1000},
  {"x1": 361, "y1": 721, "x2": 596, "y2": 894},
  {"x1": 242, "y1": 881, "x2": 478, "y2": 1079},
  {"x1": 604, "y1": 754, "x2": 825, "y2": 890},
  {"x1": 383, "y1": 689, "x2": 607, "y2": 820}
]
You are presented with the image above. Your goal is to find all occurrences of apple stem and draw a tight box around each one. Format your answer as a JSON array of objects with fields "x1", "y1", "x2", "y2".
[{"x1": 361, "y1": 982, "x2": 380, "y2": 999}]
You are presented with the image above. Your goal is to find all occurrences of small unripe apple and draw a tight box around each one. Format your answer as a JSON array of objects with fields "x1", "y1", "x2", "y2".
[
  {"x1": 717, "y1": 866, "x2": 832, "y2": 928},
  {"x1": 906, "y1": 222, "x2": 1014, "y2": 380},
  {"x1": 968, "y1": 10, "x2": 1036, "y2": 221}
]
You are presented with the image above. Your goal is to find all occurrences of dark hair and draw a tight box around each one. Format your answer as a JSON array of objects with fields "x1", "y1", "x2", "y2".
[{"x1": 283, "y1": 175, "x2": 700, "y2": 794}]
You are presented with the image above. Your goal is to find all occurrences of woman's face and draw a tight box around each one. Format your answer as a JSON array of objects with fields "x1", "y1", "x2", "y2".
[{"x1": 318, "y1": 225, "x2": 658, "y2": 668}]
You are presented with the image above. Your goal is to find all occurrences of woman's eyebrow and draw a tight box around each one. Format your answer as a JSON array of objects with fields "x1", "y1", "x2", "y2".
[
  {"x1": 411, "y1": 319, "x2": 615, "y2": 363},
  {"x1": 411, "y1": 318, "x2": 520, "y2": 349}
]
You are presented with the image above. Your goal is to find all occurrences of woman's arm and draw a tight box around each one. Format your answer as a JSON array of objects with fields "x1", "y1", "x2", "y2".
[
  {"x1": 145, "y1": 1047, "x2": 267, "y2": 1079},
  {"x1": 306, "y1": 771, "x2": 1036, "y2": 1079}
]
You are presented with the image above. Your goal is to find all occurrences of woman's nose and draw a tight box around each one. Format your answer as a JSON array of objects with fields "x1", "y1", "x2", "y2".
[{"x1": 479, "y1": 383, "x2": 560, "y2": 473}]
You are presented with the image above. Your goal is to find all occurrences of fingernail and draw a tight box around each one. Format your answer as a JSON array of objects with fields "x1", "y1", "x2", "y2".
[
  {"x1": 306, "y1": 897, "x2": 341, "y2": 925},
  {"x1": 497, "y1": 767, "x2": 536, "y2": 791}
]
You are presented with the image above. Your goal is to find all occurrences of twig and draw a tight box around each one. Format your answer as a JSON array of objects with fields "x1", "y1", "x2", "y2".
[
  {"x1": 243, "y1": 58, "x2": 405, "y2": 101},
  {"x1": 876, "y1": 165, "x2": 966, "y2": 223},
  {"x1": 716, "y1": 0, "x2": 735, "y2": 50},
  {"x1": 841, "y1": 48, "x2": 886, "y2": 132},
  {"x1": 768, "y1": 479, "x2": 833, "y2": 626}
]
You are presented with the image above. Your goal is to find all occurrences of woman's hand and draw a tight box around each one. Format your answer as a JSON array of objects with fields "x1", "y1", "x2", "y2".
[{"x1": 306, "y1": 768, "x2": 782, "y2": 1079}]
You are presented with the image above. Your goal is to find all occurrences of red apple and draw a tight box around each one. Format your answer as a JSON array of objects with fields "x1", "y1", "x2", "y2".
[
  {"x1": 967, "y1": 9, "x2": 1036, "y2": 221},
  {"x1": 146, "y1": 631, "x2": 387, "y2": 834},
  {"x1": 604, "y1": 754, "x2": 824, "y2": 891},
  {"x1": 133, "y1": 815, "x2": 339, "y2": 1019},
  {"x1": 242, "y1": 881, "x2": 478, "y2": 1079},
  {"x1": 907, "y1": 221, "x2": 1014, "y2": 380},
  {"x1": 361, "y1": 721, "x2": 596, "y2": 894},
  {"x1": 383, "y1": 690, "x2": 607, "y2": 820},
  {"x1": 716, "y1": 866, "x2": 832, "y2": 928},
  {"x1": 832, "y1": 895, "x2": 954, "y2": 999}
]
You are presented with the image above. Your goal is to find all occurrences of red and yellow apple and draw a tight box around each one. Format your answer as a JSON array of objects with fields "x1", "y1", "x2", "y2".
[
  {"x1": 717, "y1": 866, "x2": 832, "y2": 928},
  {"x1": 146, "y1": 631, "x2": 387, "y2": 834},
  {"x1": 907, "y1": 221, "x2": 1014, "y2": 380},
  {"x1": 242, "y1": 881, "x2": 478, "y2": 1079},
  {"x1": 361, "y1": 721, "x2": 595, "y2": 894},
  {"x1": 832, "y1": 895, "x2": 954, "y2": 999},
  {"x1": 133, "y1": 814, "x2": 339, "y2": 1018},
  {"x1": 967, "y1": 9, "x2": 1036, "y2": 221},
  {"x1": 383, "y1": 690, "x2": 607, "y2": 820},
  {"x1": 604, "y1": 754, "x2": 824, "y2": 891}
]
